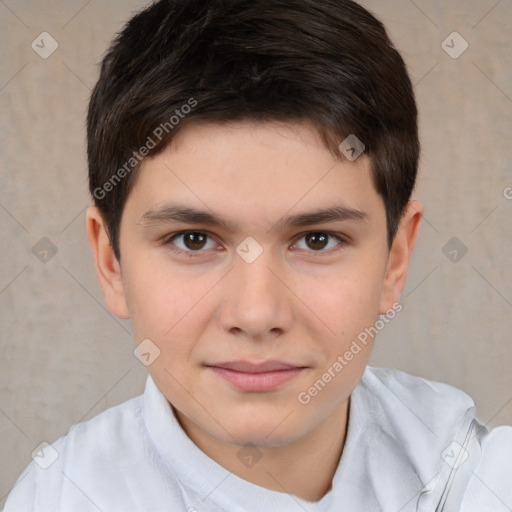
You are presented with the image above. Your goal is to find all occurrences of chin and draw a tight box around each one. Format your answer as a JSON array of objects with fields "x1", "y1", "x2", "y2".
[{"x1": 221, "y1": 416, "x2": 308, "y2": 448}]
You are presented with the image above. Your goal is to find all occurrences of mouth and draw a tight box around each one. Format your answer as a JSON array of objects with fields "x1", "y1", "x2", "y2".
[{"x1": 205, "y1": 360, "x2": 308, "y2": 392}]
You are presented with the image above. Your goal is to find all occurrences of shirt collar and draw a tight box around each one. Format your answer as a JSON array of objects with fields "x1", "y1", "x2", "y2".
[{"x1": 141, "y1": 366, "x2": 474, "y2": 511}]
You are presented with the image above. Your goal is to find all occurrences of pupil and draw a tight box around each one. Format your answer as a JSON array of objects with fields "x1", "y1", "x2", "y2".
[
  {"x1": 185, "y1": 232, "x2": 207, "y2": 250},
  {"x1": 306, "y1": 233, "x2": 328, "y2": 250}
]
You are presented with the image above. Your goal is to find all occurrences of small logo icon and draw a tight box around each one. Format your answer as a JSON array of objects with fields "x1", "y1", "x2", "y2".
[
  {"x1": 31, "y1": 442, "x2": 59, "y2": 469},
  {"x1": 32, "y1": 237, "x2": 58, "y2": 263},
  {"x1": 338, "y1": 134, "x2": 365, "y2": 161},
  {"x1": 133, "y1": 338, "x2": 161, "y2": 366},
  {"x1": 441, "y1": 441, "x2": 469, "y2": 469},
  {"x1": 441, "y1": 32, "x2": 468, "y2": 59},
  {"x1": 237, "y1": 443, "x2": 263, "y2": 468},
  {"x1": 236, "y1": 236, "x2": 263, "y2": 264},
  {"x1": 442, "y1": 237, "x2": 468, "y2": 263},
  {"x1": 504, "y1": 187, "x2": 512, "y2": 200},
  {"x1": 31, "y1": 32, "x2": 59, "y2": 59}
]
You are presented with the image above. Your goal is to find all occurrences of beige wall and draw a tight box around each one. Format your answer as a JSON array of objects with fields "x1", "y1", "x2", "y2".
[{"x1": 1, "y1": 0, "x2": 511, "y2": 505}]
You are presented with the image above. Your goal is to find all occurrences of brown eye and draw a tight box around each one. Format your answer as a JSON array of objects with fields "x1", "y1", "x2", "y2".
[
  {"x1": 305, "y1": 232, "x2": 329, "y2": 251},
  {"x1": 182, "y1": 232, "x2": 208, "y2": 251},
  {"x1": 164, "y1": 231, "x2": 217, "y2": 254},
  {"x1": 293, "y1": 231, "x2": 345, "y2": 253}
]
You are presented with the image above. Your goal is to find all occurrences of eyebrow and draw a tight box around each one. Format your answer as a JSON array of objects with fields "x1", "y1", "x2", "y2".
[{"x1": 138, "y1": 203, "x2": 368, "y2": 232}]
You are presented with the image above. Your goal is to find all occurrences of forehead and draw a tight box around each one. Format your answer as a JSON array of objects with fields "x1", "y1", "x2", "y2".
[{"x1": 125, "y1": 120, "x2": 384, "y2": 229}]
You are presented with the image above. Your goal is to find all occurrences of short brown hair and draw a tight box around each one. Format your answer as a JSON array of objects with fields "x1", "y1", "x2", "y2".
[{"x1": 87, "y1": 0, "x2": 419, "y2": 260}]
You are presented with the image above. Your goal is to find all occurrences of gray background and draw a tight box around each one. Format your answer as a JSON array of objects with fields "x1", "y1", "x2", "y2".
[{"x1": 1, "y1": 0, "x2": 511, "y2": 505}]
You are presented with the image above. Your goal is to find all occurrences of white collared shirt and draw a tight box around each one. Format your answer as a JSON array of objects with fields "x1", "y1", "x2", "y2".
[{"x1": 4, "y1": 366, "x2": 512, "y2": 511}]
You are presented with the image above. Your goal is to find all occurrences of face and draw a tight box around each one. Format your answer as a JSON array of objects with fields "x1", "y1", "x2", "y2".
[{"x1": 89, "y1": 120, "x2": 420, "y2": 450}]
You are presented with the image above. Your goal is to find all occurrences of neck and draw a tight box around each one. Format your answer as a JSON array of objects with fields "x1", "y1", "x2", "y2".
[{"x1": 176, "y1": 398, "x2": 350, "y2": 502}]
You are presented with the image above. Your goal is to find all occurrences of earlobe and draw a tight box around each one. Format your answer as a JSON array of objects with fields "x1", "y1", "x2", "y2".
[
  {"x1": 86, "y1": 206, "x2": 130, "y2": 319},
  {"x1": 378, "y1": 200, "x2": 423, "y2": 314}
]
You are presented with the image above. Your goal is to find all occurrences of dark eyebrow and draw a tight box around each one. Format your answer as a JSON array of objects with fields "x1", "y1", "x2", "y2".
[
  {"x1": 273, "y1": 205, "x2": 368, "y2": 231},
  {"x1": 139, "y1": 204, "x2": 236, "y2": 232},
  {"x1": 138, "y1": 203, "x2": 368, "y2": 232}
]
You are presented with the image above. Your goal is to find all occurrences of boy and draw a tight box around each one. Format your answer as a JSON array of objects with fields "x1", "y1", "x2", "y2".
[{"x1": 4, "y1": 0, "x2": 512, "y2": 510}]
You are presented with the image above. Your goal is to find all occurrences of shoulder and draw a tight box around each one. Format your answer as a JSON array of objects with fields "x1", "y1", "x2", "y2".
[
  {"x1": 355, "y1": 366, "x2": 476, "y2": 475},
  {"x1": 362, "y1": 365, "x2": 475, "y2": 402},
  {"x1": 3, "y1": 394, "x2": 152, "y2": 511},
  {"x1": 359, "y1": 366, "x2": 512, "y2": 511},
  {"x1": 360, "y1": 365, "x2": 476, "y2": 429},
  {"x1": 53, "y1": 392, "x2": 146, "y2": 464},
  {"x1": 459, "y1": 425, "x2": 512, "y2": 511}
]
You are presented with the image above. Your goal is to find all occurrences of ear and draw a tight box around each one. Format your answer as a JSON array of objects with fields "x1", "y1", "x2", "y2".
[
  {"x1": 379, "y1": 200, "x2": 423, "y2": 314},
  {"x1": 86, "y1": 206, "x2": 130, "y2": 319}
]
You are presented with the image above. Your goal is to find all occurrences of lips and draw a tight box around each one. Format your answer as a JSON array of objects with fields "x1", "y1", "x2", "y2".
[
  {"x1": 208, "y1": 360, "x2": 303, "y2": 373},
  {"x1": 206, "y1": 360, "x2": 307, "y2": 391}
]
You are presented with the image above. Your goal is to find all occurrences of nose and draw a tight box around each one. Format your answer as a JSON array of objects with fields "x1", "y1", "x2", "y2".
[{"x1": 218, "y1": 245, "x2": 294, "y2": 342}]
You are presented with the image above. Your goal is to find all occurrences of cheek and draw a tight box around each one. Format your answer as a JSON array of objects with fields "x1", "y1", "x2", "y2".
[
  {"x1": 121, "y1": 255, "x2": 176, "y2": 339},
  {"x1": 125, "y1": 267, "x2": 201, "y2": 383},
  {"x1": 122, "y1": 268, "x2": 162, "y2": 338},
  {"x1": 300, "y1": 264, "x2": 384, "y2": 340}
]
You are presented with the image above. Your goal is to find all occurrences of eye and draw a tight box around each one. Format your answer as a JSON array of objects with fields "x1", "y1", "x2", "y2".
[
  {"x1": 292, "y1": 231, "x2": 345, "y2": 252},
  {"x1": 162, "y1": 230, "x2": 347, "y2": 257},
  {"x1": 163, "y1": 231, "x2": 218, "y2": 254}
]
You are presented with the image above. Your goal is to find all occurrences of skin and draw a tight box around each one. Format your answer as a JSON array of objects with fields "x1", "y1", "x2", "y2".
[{"x1": 87, "y1": 120, "x2": 423, "y2": 501}]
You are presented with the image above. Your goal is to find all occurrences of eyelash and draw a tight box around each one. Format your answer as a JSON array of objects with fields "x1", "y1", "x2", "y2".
[{"x1": 161, "y1": 230, "x2": 348, "y2": 257}]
